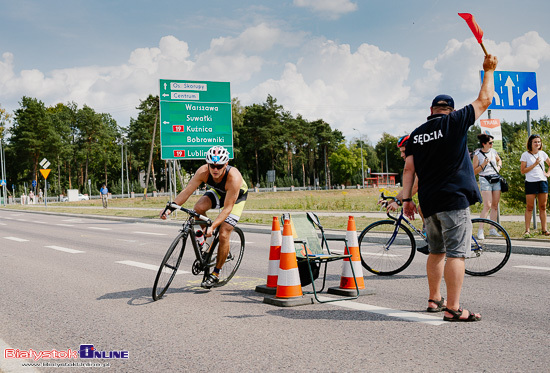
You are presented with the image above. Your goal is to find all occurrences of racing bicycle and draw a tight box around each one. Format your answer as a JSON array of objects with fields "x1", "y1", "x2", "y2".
[
  {"x1": 152, "y1": 203, "x2": 245, "y2": 300},
  {"x1": 358, "y1": 194, "x2": 512, "y2": 276}
]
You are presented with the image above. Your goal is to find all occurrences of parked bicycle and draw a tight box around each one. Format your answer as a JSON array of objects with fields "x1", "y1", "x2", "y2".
[
  {"x1": 358, "y1": 194, "x2": 512, "y2": 276},
  {"x1": 152, "y1": 203, "x2": 245, "y2": 300}
]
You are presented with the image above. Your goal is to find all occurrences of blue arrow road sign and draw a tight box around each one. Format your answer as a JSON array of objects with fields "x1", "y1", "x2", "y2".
[{"x1": 481, "y1": 70, "x2": 538, "y2": 110}]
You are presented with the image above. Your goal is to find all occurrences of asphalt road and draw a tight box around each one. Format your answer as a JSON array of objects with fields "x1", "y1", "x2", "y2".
[{"x1": 1, "y1": 209, "x2": 549, "y2": 372}]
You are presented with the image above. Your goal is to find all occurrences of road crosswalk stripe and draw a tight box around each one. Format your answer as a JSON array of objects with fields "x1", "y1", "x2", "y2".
[{"x1": 316, "y1": 296, "x2": 447, "y2": 325}]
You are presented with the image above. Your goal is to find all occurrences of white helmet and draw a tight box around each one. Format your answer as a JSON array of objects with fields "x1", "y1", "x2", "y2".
[{"x1": 205, "y1": 146, "x2": 229, "y2": 164}]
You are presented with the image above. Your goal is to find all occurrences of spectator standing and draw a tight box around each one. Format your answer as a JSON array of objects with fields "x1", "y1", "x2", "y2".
[
  {"x1": 520, "y1": 134, "x2": 550, "y2": 237},
  {"x1": 402, "y1": 54, "x2": 498, "y2": 322},
  {"x1": 473, "y1": 133, "x2": 503, "y2": 239},
  {"x1": 100, "y1": 184, "x2": 109, "y2": 208}
]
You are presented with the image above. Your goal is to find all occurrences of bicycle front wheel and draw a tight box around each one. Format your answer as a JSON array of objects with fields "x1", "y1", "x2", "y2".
[
  {"x1": 466, "y1": 218, "x2": 511, "y2": 276},
  {"x1": 358, "y1": 220, "x2": 416, "y2": 276},
  {"x1": 204, "y1": 226, "x2": 245, "y2": 286},
  {"x1": 152, "y1": 232, "x2": 188, "y2": 300}
]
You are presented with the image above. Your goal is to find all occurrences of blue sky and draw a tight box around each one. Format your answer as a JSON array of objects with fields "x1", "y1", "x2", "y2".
[{"x1": 1, "y1": 0, "x2": 549, "y2": 143}]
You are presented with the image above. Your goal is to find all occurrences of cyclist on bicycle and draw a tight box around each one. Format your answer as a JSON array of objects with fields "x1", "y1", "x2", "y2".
[
  {"x1": 383, "y1": 135, "x2": 429, "y2": 255},
  {"x1": 159, "y1": 145, "x2": 248, "y2": 289}
]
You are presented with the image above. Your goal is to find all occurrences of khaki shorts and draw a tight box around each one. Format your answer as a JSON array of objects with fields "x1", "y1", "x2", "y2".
[{"x1": 425, "y1": 208, "x2": 472, "y2": 258}]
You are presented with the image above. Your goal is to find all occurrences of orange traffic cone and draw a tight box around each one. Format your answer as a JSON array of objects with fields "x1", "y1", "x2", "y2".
[
  {"x1": 275, "y1": 219, "x2": 303, "y2": 298},
  {"x1": 339, "y1": 216, "x2": 365, "y2": 289},
  {"x1": 255, "y1": 217, "x2": 281, "y2": 294}
]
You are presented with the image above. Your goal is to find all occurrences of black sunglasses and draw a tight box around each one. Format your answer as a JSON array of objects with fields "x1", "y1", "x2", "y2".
[
  {"x1": 209, "y1": 164, "x2": 225, "y2": 170},
  {"x1": 488, "y1": 141, "x2": 494, "y2": 144}
]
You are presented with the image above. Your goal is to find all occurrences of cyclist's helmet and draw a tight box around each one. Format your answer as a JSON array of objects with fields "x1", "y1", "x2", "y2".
[
  {"x1": 205, "y1": 145, "x2": 229, "y2": 164},
  {"x1": 397, "y1": 135, "x2": 410, "y2": 148}
]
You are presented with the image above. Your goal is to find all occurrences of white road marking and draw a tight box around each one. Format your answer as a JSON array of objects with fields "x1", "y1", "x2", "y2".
[
  {"x1": 133, "y1": 231, "x2": 166, "y2": 236},
  {"x1": 0, "y1": 222, "x2": 6, "y2": 225},
  {"x1": 116, "y1": 260, "x2": 190, "y2": 274},
  {"x1": 514, "y1": 265, "x2": 550, "y2": 271},
  {"x1": 316, "y1": 296, "x2": 447, "y2": 325},
  {"x1": 45, "y1": 245, "x2": 85, "y2": 254},
  {"x1": 88, "y1": 227, "x2": 111, "y2": 231},
  {"x1": 34, "y1": 221, "x2": 48, "y2": 224},
  {"x1": 4, "y1": 237, "x2": 29, "y2": 242},
  {"x1": 56, "y1": 224, "x2": 74, "y2": 227}
]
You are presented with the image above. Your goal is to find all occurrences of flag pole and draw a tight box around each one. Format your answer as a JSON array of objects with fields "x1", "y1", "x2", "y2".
[{"x1": 480, "y1": 42, "x2": 488, "y2": 56}]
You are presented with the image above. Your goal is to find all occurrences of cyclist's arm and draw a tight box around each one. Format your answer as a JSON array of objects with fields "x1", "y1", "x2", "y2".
[
  {"x1": 160, "y1": 166, "x2": 208, "y2": 219},
  {"x1": 210, "y1": 168, "x2": 243, "y2": 230},
  {"x1": 387, "y1": 173, "x2": 418, "y2": 211},
  {"x1": 175, "y1": 165, "x2": 209, "y2": 205}
]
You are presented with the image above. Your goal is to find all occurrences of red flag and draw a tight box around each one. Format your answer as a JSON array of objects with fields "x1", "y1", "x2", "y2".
[{"x1": 458, "y1": 13, "x2": 484, "y2": 44}]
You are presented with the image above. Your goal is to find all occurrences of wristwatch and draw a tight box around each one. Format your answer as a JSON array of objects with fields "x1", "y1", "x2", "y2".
[{"x1": 402, "y1": 198, "x2": 412, "y2": 202}]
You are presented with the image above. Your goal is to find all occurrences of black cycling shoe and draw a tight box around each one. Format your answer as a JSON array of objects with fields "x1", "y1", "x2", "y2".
[
  {"x1": 201, "y1": 274, "x2": 220, "y2": 289},
  {"x1": 417, "y1": 245, "x2": 430, "y2": 255}
]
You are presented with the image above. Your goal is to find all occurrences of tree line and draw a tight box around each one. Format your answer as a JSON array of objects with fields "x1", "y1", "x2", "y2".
[{"x1": 0, "y1": 94, "x2": 547, "y2": 210}]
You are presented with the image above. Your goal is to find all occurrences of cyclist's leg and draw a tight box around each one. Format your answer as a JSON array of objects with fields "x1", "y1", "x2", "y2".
[
  {"x1": 193, "y1": 193, "x2": 215, "y2": 216},
  {"x1": 215, "y1": 221, "x2": 233, "y2": 269},
  {"x1": 215, "y1": 198, "x2": 246, "y2": 269}
]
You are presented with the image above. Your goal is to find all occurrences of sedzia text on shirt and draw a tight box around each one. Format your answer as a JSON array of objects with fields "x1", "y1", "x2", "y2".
[{"x1": 413, "y1": 130, "x2": 443, "y2": 145}]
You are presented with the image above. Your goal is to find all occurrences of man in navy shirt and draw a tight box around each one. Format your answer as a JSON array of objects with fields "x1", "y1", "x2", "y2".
[{"x1": 402, "y1": 54, "x2": 498, "y2": 322}]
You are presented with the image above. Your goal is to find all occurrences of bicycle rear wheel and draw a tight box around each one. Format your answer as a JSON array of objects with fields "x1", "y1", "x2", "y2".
[
  {"x1": 466, "y1": 218, "x2": 511, "y2": 276},
  {"x1": 358, "y1": 220, "x2": 416, "y2": 276},
  {"x1": 203, "y1": 226, "x2": 245, "y2": 286},
  {"x1": 152, "y1": 232, "x2": 188, "y2": 300}
]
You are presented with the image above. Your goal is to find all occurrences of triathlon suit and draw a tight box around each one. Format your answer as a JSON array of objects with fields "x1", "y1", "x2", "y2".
[{"x1": 205, "y1": 165, "x2": 248, "y2": 227}]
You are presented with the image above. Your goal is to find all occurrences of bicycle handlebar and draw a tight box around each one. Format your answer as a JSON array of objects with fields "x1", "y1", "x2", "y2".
[
  {"x1": 379, "y1": 192, "x2": 401, "y2": 206},
  {"x1": 163, "y1": 202, "x2": 213, "y2": 225},
  {"x1": 379, "y1": 193, "x2": 402, "y2": 220}
]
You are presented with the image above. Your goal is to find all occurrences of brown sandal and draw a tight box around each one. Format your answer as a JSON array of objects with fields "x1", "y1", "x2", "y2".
[
  {"x1": 427, "y1": 298, "x2": 446, "y2": 312},
  {"x1": 541, "y1": 231, "x2": 550, "y2": 236},
  {"x1": 443, "y1": 307, "x2": 481, "y2": 322}
]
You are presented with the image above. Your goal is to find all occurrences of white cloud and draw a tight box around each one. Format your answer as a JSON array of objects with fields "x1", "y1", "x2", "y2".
[
  {"x1": 240, "y1": 38, "x2": 411, "y2": 142},
  {"x1": 1, "y1": 25, "x2": 549, "y2": 143},
  {"x1": 293, "y1": 0, "x2": 358, "y2": 20}
]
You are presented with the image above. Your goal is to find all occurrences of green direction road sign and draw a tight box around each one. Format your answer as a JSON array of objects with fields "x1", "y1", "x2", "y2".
[{"x1": 159, "y1": 79, "x2": 232, "y2": 160}]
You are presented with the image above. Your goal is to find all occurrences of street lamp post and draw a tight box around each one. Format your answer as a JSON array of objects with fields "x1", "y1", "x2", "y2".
[{"x1": 353, "y1": 128, "x2": 365, "y2": 189}]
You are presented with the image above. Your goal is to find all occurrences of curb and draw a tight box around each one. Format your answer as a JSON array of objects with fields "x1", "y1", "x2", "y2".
[{"x1": 2, "y1": 208, "x2": 549, "y2": 256}]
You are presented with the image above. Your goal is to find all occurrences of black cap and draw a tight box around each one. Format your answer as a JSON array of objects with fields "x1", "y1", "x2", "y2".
[{"x1": 431, "y1": 94, "x2": 454, "y2": 108}]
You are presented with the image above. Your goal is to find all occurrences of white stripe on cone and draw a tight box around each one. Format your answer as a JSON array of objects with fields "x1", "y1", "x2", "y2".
[
  {"x1": 271, "y1": 230, "x2": 282, "y2": 246},
  {"x1": 341, "y1": 259, "x2": 364, "y2": 278},
  {"x1": 268, "y1": 260, "x2": 280, "y2": 276},
  {"x1": 277, "y1": 268, "x2": 301, "y2": 286}
]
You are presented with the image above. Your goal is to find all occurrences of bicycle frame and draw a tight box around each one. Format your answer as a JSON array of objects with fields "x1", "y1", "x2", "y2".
[
  {"x1": 380, "y1": 195, "x2": 497, "y2": 256},
  {"x1": 166, "y1": 203, "x2": 216, "y2": 269},
  {"x1": 383, "y1": 209, "x2": 426, "y2": 249}
]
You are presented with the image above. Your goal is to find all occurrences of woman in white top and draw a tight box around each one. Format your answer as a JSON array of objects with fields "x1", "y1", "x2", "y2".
[
  {"x1": 520, "y1": 134, "x2": 550, "y2": 237},
  {"x1": 473, "y1": 134, "x2": 502, "y2": 239}
]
